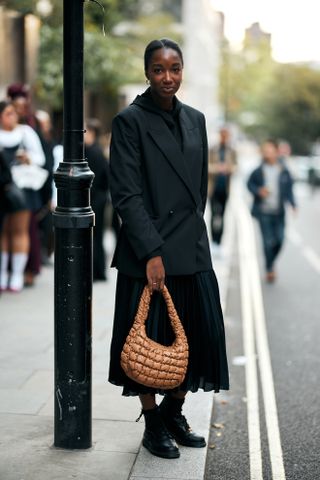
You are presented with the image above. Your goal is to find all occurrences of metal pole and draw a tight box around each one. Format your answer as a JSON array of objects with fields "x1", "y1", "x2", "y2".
[{"x1": 53, "y1": 0, "x2": 94, "y2": 449}]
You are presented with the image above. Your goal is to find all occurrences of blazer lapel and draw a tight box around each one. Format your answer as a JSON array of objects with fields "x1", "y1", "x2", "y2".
[{"x1": 147, "y1": 112, "x2": 199, "y2": 205}]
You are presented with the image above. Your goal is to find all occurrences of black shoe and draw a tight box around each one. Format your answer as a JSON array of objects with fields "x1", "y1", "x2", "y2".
[
  {"x1": 159, "y1": 395, "x2": 206, "y2": 448},
  {"x1": 141, "y1": 406, "x2": 180, "y2": 459}
]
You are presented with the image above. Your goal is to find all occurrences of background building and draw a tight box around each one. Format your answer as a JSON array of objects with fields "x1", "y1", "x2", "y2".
[
  {"x1": 0, "y1": 6, "x2": 40, "y2": 99},
  {"x1": 182, "y1": 0, "x2": 223, "y2": 146}
]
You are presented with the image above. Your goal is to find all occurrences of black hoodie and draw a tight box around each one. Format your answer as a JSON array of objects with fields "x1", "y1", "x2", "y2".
[{"x1": 133, "y1": 88, "x2": 183, "y2": 150}]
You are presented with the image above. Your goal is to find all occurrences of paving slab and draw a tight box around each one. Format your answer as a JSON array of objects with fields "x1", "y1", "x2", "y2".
[
  {"x1": 0, "y1": 218, "x2": 234, "y2": 480},
  {"x1": 0, "y1": 414, "x2": 141, "y2": 480},
  {"x1": 129, "y1": 392, "x2": 213, "y2": 480}
]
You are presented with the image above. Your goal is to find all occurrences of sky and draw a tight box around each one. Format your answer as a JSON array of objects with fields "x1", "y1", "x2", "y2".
[{"x1": 212, "y1": 0, "x2": 320, "y2": 63}]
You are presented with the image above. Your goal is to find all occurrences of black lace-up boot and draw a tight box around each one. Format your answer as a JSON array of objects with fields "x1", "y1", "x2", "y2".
[
  {"x1": 141, "y1": 406, "x2": 180, "y2": 459},
  {"x1": 159, "y1": 395, "x2": 206, "y2": 447}
]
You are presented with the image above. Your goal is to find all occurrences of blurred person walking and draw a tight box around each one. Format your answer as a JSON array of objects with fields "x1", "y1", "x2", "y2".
[
  {"x1": 108, "y1": 39, "x2": 229, "y2": 459},
  {"x1": 7, "y1": 84, "x2": 46, "y2": 285},
  {"x1": 0, "y1": 150, "x2": 12, "y2": 295},
  {"x1": 0, "y1": 101, "x2": 45, "y2": 292},
  {"x1": 7, "y1": 83, "x2": 38, "y2": 130},
  {"x1": 247, "y1": 139, "x2": 296, "y2": 282},
  {"x1": 0, "y1": 149, "x2": 13, "y2": 240},
  {"x1": 35, "y1": 110, "x2": 56, "y2": 264},
  {"x1": 84, "y1": 119, "x2": 109, "y2": 281},
  {"x1": 208, "y1": 127, "x2": 237, "y2": 254}
]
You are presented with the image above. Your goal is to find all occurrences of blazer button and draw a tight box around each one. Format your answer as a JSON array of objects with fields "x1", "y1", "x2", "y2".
[{"x1": 169, "y1": 210, "x2": 174, "y2": 215}]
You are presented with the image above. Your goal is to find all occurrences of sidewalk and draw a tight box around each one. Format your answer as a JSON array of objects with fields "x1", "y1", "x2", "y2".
[{"x1": 0, "y1": 217, "x2": 234, "y2": 480}]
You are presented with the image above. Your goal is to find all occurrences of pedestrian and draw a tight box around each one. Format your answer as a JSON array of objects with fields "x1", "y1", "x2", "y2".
[
  {"x1": 208, "y1": 127, "x2": 237, "y2": 254},
  {"x1": 84, "y1": 119, "x2": 109, "y2": 281},
  {"x1": 35, "y1": 110, "x2": 56, "y2": 264},
  {"x1": 108, "y1": 38, "x2": 229, "y2": 459},
  {"x1": 247, "y1": 139, "x2": 296, "y2": 283},
  {"x1": 0, "y1": 101, "x2": 45, "y2": 292},
  {"x1": 7, "y1": 83, "x2": 38, "y2": 130},
  {"x1": 0, "y1": 149, "x2": 12, "y2": 235},
  {"x1": 7, "y1": 85, "x2": 45, "y2": 286}
]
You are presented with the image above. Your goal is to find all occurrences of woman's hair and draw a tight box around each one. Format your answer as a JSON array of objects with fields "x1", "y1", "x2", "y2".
[
  {"x1": 0, "y1": 100, "x2": 11, "y2": 116},
  {"x1": 144, "y1": 38, "x2": 184, "y2": 73}
]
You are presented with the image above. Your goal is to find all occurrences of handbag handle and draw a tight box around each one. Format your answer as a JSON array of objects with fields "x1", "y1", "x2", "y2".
[{"x1": 134, "y1": 285, "x2": 187, "y2": 344}]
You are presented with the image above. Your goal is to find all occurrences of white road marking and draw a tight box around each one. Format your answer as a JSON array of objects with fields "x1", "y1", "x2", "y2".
[
  {"x1": 235, "y1": 192, "x2": 286, "y2": 480},
  {"x1": 286, "y1": 228, "x2": 303, "y2": 247},
  {"x1": 237, "y1": 202, "x2": 263, "y2": 480},
  {"x1": 302, "y1": 246, "x2": 320, "y2": 274},
  {"x1": 246, "y1": 210, "x2": 286, "y2": 480},
  {"x1": 287, "y1": 227, "x2": 320, "y2": 274}
]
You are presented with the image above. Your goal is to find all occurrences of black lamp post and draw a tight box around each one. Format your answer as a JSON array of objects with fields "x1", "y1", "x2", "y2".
[{"x1": 53, "y1": 0, "x2": 94, "y2": 449}]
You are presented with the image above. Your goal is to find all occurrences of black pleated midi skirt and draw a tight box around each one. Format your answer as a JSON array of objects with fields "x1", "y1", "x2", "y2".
[{"x1": 108, "y1": 270, "x2": 229, "y2": 396}]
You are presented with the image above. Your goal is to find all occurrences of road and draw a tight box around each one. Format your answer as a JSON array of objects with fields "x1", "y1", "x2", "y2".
[{"x1": 205, "y1": 151, "x2": 320, "y2": 480}]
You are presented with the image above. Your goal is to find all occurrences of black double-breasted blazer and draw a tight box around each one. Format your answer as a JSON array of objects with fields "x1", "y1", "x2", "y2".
[{"x1": 110, "y1": 90, "x2": 212, "y2": 278}]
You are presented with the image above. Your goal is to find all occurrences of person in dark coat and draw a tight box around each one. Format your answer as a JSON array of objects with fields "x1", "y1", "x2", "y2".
[
  {"x1": 0, "y1": 150, "x2": 12, "y2": 233},
  {"x1": 208, "y1": 127, "x2": 237, "y2": 251},
  {"x1": 108, "y1": 38, "x2": 229, "y2": 460},
  {"x1": 84, "y1": 119, "x2": 109, "y2": 281},
  {"x1": 35, "y1": 110, "x2": 56, "y2": 265},
  {"x1": 247, "y1": 139, "x2": 296, "y2": 282}
]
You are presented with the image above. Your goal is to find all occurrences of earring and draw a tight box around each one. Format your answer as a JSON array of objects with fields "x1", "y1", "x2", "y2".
[{"x1": 146, "y1": 79, "x2": 150, "y2": 85}]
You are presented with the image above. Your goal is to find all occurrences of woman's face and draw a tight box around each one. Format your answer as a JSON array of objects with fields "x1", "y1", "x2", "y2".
[
  {"x1": 12, "y1": 96, "x2": 29, "y2": 119},
  {"x1": 146, "y1": 47, "x2": 183, "y2": 100},
  {"x1": 0, "y1": 105, "x2": 18, "y2": 130}
]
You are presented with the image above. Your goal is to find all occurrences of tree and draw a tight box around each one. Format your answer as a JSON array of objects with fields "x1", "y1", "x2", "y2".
[
  {"x1": 3, "y1": 1, "x2": 178, "y2": 111},
  {"x1": 219, "y1": 37, "x2": 275, "y2": 127},
  {"x1": 261, "y1": 64, "x2": 320, "y2": 154}
]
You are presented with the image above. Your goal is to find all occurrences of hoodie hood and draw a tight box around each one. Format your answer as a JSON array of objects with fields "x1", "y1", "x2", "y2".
[{"x1": 132, "y1": 88, "x2": 182, "y2": 130}]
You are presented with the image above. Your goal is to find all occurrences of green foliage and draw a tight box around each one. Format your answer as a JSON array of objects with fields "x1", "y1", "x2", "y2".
[
  {"x1": 4, "y1": 0, "x2": 178, "y2": 110},
  {"x1": 261, "y1": 65, "x2": 320, "y2": 154},
  {"x1": 220, "y1": 39, "x2": 320, "y2": 154},
  {"x1": 220, "y1": 38, "x2": 275, "y2": 125}
]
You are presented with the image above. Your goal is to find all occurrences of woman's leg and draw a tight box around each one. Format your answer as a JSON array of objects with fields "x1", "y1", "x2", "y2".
[
  {"x1": 25, "y1": 212, "x2": 42, "y2": 286},
  {"x1": 139, "y1": 392, "x2": 180, "y2": 459},
  {"x1": 10, "y1": 210, "x2": 31, "y2": 253},
  {"x1": 0, "y1": 215, "x2": 11, "y2": 290},
  {"x1": 170, "y1": 390, "x2": 187, "y2": 400},
  {"x1": 9, "y1": 210, "x2": 31, "y2": 291},
  {"x1": 159, "y1": 391, "x2": 206, "y2": 448},
  {"x1": 139, "y1": 393, "x2": 156, "y2": 410}
]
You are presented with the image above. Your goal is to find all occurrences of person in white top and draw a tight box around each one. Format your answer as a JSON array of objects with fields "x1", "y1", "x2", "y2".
[{"x1": 0, "y1": 101, "x2": 45, "y2": 292}]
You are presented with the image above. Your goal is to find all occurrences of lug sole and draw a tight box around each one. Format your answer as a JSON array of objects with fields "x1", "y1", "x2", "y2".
[
  {"x1": 142, "y1": 439, "x2": 180, "y2": 459},
  {"x1": 174, "y1": 437, "x2": 206, "y2": 448}
]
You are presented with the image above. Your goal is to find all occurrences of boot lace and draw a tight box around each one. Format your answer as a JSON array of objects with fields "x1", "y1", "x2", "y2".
[{"x1": 174, "y1": 412, "x2": 191, "y2": 432}]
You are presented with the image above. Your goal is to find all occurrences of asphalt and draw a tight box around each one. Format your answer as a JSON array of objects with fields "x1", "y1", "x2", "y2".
[{"x1": 0, "y1": 209, "x2": 234, "y2": 480}]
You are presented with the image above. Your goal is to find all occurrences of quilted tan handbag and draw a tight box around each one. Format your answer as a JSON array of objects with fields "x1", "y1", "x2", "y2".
[{"x1": 121, "y1": 285, "x2": 189, "y2": 389}]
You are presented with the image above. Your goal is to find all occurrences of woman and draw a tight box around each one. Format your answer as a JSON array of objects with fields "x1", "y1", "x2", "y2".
[
  {"x1": 0, "y1": 101, "x2": 45, "y2": 292},
  {"x1": 108, "y1": 39, "x2": 229, "y2": 459}
]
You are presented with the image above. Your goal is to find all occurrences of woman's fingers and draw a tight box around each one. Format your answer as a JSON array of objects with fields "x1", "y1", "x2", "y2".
[{"x1": 146, "y1": 256, "x2": 165, "y2": 291}]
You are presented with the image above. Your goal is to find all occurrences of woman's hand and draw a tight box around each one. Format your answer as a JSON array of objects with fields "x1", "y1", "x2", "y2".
[
  {"x1": 146, "y1": 256, "x2": 165, "y2": 292},
  {"x1": 258, "y1": 186, "x2": 269, "y2": 198},
  {"x1": 16, "y1": 150, "x2": 30, "y2": 165}
]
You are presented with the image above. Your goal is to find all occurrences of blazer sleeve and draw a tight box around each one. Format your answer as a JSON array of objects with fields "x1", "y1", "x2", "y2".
[
  {"x1": 247, "y1": 169, "x2": 261, "y2": 198},
  {"x1": 285, "y1": 169, "x2": 296, "y2": 208},
  {"x1": 200, "y1": 114, "x2": 208, "y2": 212},
  {"x1": 110, "y1": 113, "x2": 164, "y2": 261}
]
